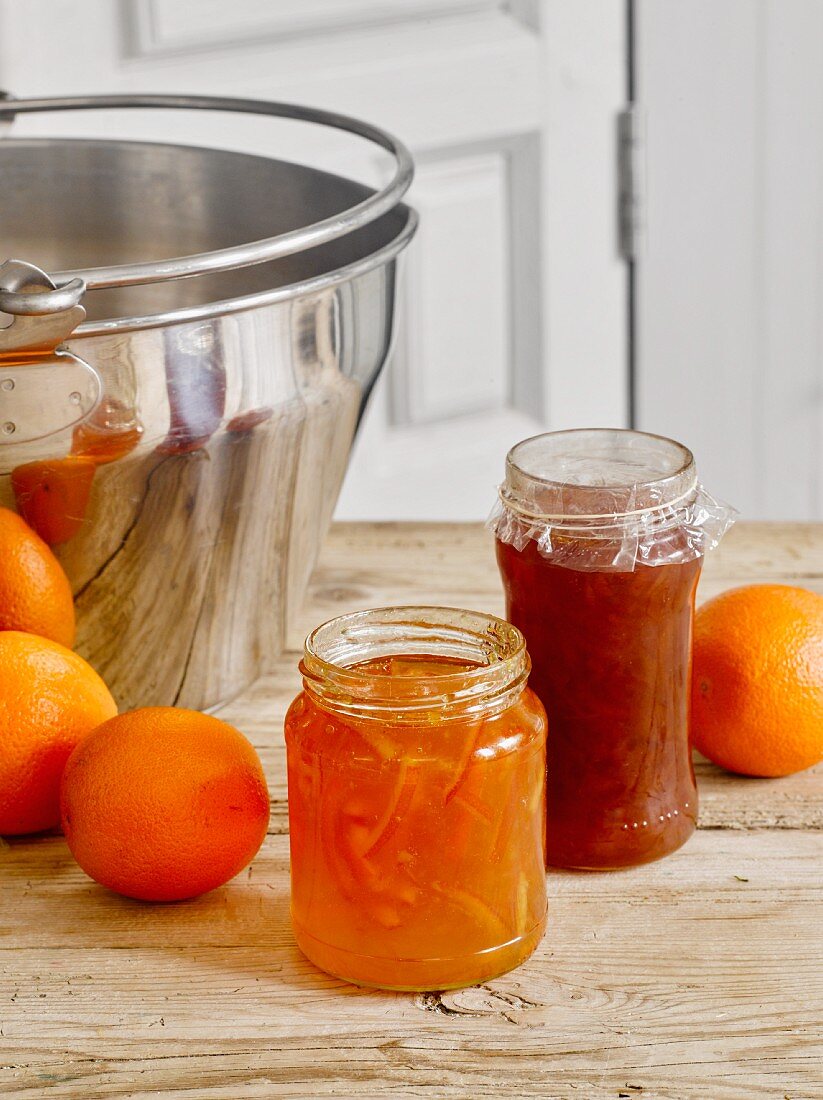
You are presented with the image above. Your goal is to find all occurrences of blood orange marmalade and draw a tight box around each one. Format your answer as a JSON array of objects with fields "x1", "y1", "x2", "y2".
[
  {"x1": 494, "y1": 429, "x2": 712, "y2": 870},
  {"x1": 497, "y1": 540, "x2": 700, "y2": 868},
  {"x1": 284, "y1": 607, "x2": 548, "y2": 991}
]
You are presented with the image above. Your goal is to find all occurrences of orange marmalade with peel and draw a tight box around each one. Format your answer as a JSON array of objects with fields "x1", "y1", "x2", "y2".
[{"x1": 284, "y1": 607, "x2": 547, "y2": 991}]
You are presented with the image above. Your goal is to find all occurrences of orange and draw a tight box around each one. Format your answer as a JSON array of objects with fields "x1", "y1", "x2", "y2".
[
  {"x1": 60, "y1": 707, "x2": 271, "y2": 902},
  {"x1": 692, "y1": 584, "x2": 823, "y2": 777},
  {"x1": 0, "y1": 507, "x2": 76, "y2": 647},
  {"x1": 0, "y1": 631, "x2": 117, "y2": 835},
  {"x1": 11, "y1": 456, "x2": 97, "y2": 546}
]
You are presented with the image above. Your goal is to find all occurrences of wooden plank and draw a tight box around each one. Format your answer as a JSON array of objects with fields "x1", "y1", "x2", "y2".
[
  {"x1": 2, "y1": 829, "x2": 822, "y2": 951},
  {"x1": 0, "y1": 830, "x2": 820, "y2": 1096},
  {"x1": 231, "y1": 686, "x2": 823, "y2": 836},
  {"x1": 283, "y1": 521, "x2": 823, "y2": 831},
  {"x1": 295, "y1": 523, "x2": 823, "y2": 648},
  {"x1": 0, "y1": 521, "x2": 821, "y2": 1098},
  {"x1": 695, "y1": 756, "x2": 823, "y2": 830}
]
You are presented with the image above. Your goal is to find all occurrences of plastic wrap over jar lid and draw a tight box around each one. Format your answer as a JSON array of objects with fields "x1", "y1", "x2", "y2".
[
  {"x1": 503, "y1": 429, "x2": 697, "y2": 518},
  {"x1": 490, "y1": 428, "x2": 737, "y2": 570}
]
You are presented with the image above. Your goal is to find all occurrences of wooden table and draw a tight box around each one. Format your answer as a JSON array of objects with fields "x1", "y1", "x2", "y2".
[{"x1": 2, "y1": 522, "x2": 822, "y2": 1099}]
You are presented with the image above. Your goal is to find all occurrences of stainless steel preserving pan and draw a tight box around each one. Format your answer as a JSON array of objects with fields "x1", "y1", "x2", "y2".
[{"x1": 0, "y1": 94, "x2": 417, "y2": 710}]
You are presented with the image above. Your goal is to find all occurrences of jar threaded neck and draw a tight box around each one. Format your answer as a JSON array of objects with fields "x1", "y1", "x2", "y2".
[
  {"x1": 300, "y1": 606, "x2": 529, "y2": 722},
  {"x1": 503, "y1": 428, "x2": 697, "y2": 522}
]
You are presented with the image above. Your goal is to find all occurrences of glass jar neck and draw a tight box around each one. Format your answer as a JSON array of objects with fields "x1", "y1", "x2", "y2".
[
  {"x1": 300, "y1": 606, "x2": 530, "y2": 723},
  {"x1": 502, "y1": 428, "x2": 697, "y2": 526}
]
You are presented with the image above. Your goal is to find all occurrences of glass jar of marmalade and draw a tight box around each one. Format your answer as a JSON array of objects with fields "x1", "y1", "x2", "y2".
[
  {"x1": 492, "y1": 429, "x2": 735, "y2": 870},
  {"x1": 284, "y1": 606, "x2": 548, "y2": 991}
]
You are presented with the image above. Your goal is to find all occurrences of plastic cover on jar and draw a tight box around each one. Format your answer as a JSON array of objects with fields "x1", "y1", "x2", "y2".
[{"x1": 488, "y1": 429, "x2": 738, "y2": 572}]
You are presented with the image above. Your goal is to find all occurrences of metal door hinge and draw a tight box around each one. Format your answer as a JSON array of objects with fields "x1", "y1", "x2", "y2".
[{"x1": 618, "y1": 105, "x2": 643, "y2": 261}]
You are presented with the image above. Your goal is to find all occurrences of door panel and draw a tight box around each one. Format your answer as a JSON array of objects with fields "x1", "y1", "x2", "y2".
[
  {"x1": 128, "y1": 0, "x2": 500, "y2": 56},
  {"x1": 390, "y1": 153, "x2": 511, "y2": 426},
  {"x1": 636, "y1": 0, "x2": 823, "y2": 520}
]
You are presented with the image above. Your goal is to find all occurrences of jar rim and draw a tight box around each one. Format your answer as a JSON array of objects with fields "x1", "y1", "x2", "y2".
[
  {"x1": 301, "y1": 605, "x2": 529, "y2": 721},
  {"x1": 504, "y1": 428, "x2": 697, "y2": 521}
]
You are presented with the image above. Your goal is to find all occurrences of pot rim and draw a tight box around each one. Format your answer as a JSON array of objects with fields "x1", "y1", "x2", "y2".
[
  {"x1": 69, "y1": 203, "x2": 418, "y2": 338},
  {"x1": 1, "y1": 93, "x2": 414, "y2": 288}
]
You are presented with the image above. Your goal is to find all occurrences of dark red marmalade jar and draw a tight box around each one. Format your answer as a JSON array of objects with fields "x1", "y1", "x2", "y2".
[{"x1": 491, "y1": 429, "x2": 735, "y2": 870}]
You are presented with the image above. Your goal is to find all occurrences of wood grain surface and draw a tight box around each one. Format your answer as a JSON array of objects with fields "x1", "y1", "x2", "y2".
[{"x1": 1, "y1": 522, "x2": 821, "y2": 1099}]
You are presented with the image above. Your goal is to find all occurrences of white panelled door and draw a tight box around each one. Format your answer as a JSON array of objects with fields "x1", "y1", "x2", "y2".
[
  {"x1": 0, "y1": 0, "x2": 628, "y2": 520},
  {"x1": 636, "y1": 0, "x2": 823, "y2": 521}
]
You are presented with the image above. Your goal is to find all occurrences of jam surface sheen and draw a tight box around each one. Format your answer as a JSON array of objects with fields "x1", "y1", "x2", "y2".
[
  {"x1": 496, "y1": 538, "x2": 701, "y2": 869},
  {"x1": 285, "y1": 654, "x2": 547, "y2": 990}
]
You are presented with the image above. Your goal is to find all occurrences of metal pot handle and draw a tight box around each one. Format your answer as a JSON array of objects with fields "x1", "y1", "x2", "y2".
[
  {"x1": 0, "y1": 260, "x2": 102, "y2": 444},
  {"x1": 0, "y1": 92, "x2": 414, "y2": 314}
]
